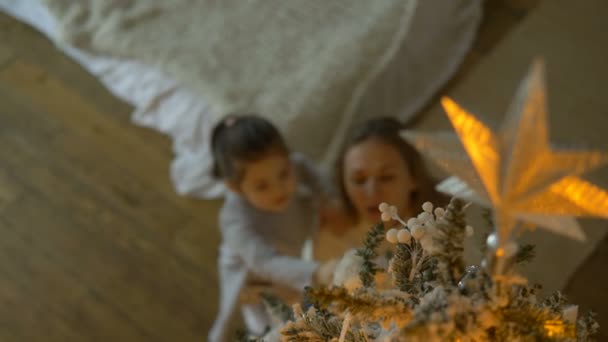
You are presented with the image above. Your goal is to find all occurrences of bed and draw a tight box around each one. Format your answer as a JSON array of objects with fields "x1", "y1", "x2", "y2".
[{"x1": 0, "y1": 0, "x2": 482, "y2": 199}]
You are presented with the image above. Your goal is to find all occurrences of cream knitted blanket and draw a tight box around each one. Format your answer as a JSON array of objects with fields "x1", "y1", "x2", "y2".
[{"x1": 43, "y1": 0, "x2": 417, "y2": 164}]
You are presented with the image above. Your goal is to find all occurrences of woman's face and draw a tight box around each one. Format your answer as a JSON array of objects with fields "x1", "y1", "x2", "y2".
[{"x1": 343, "y1": 138, "x2": 416, "y2": 224}]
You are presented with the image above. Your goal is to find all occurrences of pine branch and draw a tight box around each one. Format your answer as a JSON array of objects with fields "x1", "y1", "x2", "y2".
[
  {"x1": 492, "y1": 304, "x2": 569, "y2": 341},
  {"x1": 577, "y1": 311, "x2": 600, "y2": 341},
  {"x1": 542, "y1": 291, "x2": 569, "y2": 314},
  {"x1": 515, "y1": 243, "x2": 536, "y2": 265},
  {"x1": 433, "y1": 198, "x2": 467, "y2": 283},
  {"x1": 511, "y1": 283, "x2": 543, "y2": 306},
  {"x1": 391, "y1": 240, "x2": 436, "y2": 298},
  {"x1": 305, "y1": 286, "x2": 412, "y2": 327},
  {"x1": 356, "y1": 222, "x2": 385, "y2": 287},
  {"x1": 261, "y1": 292, "x2": 295, "y2": 324},
  {"x1": 280, "y1": 306, "x2": 369, "y2": 342},
  {"x1": 457, "y1": 265, "x2": 492, "y2": 297},
  {"x1": 403, "y1": 286, "x2": 449, "y2": 331},
  {"x1": 280, "y1": 312, "x2": 342, "y2": 342},
  {"x1": 489, "y1": 285, "x2": 579, "y2": 341}
]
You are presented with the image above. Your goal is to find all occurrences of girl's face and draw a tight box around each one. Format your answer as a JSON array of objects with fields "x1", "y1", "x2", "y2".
[
  {"x1": 233, "y1": 153, "x2": 297, "y2": 212},
  {"x1": 343, "y1": 138, "x2": 416, "y2": 224}
]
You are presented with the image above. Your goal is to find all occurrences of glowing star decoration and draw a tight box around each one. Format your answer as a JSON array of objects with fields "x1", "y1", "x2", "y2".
[{"x1": 402, "y1": 59, "x2": 608, "y2": 247}]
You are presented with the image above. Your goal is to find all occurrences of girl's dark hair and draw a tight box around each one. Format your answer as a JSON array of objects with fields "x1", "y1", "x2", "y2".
[
  {"x1": 336, "y1": 117, "x2": 448, "y2": 220},
  {"x1": 211, "y1": 114, "x2": 288, "y2": 183}
]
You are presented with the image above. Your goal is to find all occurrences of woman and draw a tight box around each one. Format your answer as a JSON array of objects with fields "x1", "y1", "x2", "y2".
[{"x1": 315, "y1": 117, "x2": 447, "y2": 261}]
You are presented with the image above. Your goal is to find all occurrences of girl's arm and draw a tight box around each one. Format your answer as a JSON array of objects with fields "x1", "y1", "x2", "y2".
[{"x1": 222, "y1": 219, "x2": 335, "y2": 289}]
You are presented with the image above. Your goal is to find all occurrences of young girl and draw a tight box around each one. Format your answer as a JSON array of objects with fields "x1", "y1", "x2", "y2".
[{"x1": 208, "y1": 114, "x2": 337, "y2": 342}]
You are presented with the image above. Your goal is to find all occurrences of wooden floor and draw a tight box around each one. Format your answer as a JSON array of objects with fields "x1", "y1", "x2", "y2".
[
  {"x1": 0, "y1": 11, "x2": 222, "y2": 342},
  {"x1": 6, "y1": 0, "x2": 606, "y2": 341}
]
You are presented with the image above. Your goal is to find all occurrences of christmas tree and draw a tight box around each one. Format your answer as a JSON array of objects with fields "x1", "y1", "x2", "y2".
[{"x1": 274, "y1": 199, "x2": 599, "y2": 341}]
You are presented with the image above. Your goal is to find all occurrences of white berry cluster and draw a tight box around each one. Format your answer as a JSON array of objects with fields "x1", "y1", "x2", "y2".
[{"x1": 383, "y1": 202, "x2": 474, "y2": 251}]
